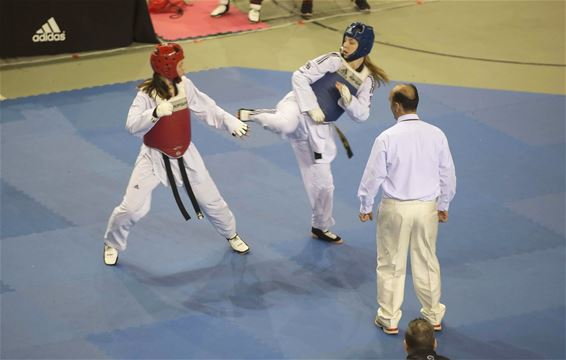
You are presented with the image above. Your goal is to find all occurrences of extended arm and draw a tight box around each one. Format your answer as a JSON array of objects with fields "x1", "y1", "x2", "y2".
[{"x1": 184, "y1": 77, "x2": 248, "y2": 137}]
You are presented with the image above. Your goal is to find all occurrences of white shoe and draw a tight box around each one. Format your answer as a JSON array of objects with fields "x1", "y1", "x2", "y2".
[
  {"x1": 248, "y1": 4, "x2": 261, "y2": 23},
  {"x1": 104, "y1": 244, "x2": 119, "y2": 266},
  {"x1": 211, "y1": 0, "x2": 230, "y2": 17},
  {"x1": 227, "y1": 234, "x2": 250, "y2": 254}
]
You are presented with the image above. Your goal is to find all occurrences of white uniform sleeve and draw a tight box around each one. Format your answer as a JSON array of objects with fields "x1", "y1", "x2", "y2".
[
  {"x1": 292, "y1": 53, "x2": 342, "y2": 113},
  {"x1": 125, "y1": 91, "x2": 158, "y2": 138},
  {"x1": 358, "y1": 135, "x2": 388, "y2": 214},
  {"x1": 437, "y1": 132, "x2": 456, "y2": 211},
  {"x1": 183, "y1": 76, "x2": 241, "y2": 132},
  {"x1": 339, "y1": 75, "x2": 375, "y2": 122}
]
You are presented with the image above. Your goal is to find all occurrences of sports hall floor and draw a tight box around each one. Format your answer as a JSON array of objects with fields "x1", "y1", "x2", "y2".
[{"x1": 1, "y1": 0, "x2": 565, "y2": 359}]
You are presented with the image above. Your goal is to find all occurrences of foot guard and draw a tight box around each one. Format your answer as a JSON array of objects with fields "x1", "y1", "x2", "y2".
[
  {"x1": 311, "y1": 227, "x2": 343, "y2": 244},
  {"x1": 104, "y1": 244, "x2": 119, "y2": 266},
  {"x1": 227, "y1": 234, "x2": 250, "y2": 254},
  {"x1": 238, "y1": 108, "x2": 255, "y2": 121},
  {"x1": 238, "y1": 108, "x2": 276, "y2": 121}
]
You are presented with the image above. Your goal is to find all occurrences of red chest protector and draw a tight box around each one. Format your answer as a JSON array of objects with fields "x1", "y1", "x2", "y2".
[{"x1": 144, "y1": 93, "x2": 191, "y2": 158}]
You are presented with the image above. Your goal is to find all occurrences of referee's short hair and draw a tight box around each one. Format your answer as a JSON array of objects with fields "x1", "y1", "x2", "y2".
[
  {"x1": 405, "y1": 318, "x2": 435, "y2": 350},
  {"x1": 392, "y1": 83, "x2": 419, "y2": 111}
]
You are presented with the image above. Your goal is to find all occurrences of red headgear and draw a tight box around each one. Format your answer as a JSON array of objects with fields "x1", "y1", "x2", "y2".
[{"x1": 150, "y1": 43, "x2": 184, "y2": 80}]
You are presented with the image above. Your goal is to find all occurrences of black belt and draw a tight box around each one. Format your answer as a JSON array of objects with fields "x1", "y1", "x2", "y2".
[
  {"x1": 162, "y1": 153, "x2": 204, "y2": 221},
  {"x1": 334, "y1": 125, "x2": 353, "y2": 158}
]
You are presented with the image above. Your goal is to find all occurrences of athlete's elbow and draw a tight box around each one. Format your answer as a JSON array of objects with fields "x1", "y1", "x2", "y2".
[
  {"x1": 125, "y1": 123, "x2": 135, "y2": 134},
  {"x1": 125, "y1": 122, "x2": 142, "y2": 136},
  {"x1": 353, "y1": 111, "x2": 370, "y2": 122}
]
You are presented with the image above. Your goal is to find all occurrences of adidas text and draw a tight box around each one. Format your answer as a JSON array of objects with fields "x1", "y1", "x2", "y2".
[
  {"x1": 33, "y1": 32, "x2": 66, "y2": 42},
  {"x1": 33, "y1": 17, "x2": 66, "y2": 43}
]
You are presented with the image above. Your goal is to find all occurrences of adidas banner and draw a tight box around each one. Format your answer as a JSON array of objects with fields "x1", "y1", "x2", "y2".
[{"x1": 0, "y1": 0, "x2": 158, "y2": 58}]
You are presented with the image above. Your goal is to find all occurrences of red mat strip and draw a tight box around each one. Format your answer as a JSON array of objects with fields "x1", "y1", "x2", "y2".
[{"x1": 150, "y1": 0, "x2": 269, "y2": 41}]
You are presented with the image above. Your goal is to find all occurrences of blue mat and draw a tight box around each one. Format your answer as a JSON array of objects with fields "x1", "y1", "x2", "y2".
[{"x1": 1, "y1": 67, "x2": 564, "y2": 359}]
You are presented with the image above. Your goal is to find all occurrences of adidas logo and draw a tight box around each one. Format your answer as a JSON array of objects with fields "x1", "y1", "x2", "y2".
[{"x1": 32, "y1": 17, "x2": 66, "y2": 43}]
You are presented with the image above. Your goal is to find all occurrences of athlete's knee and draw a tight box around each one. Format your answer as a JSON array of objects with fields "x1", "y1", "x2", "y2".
[
  {"x1": 280, "y1": 114, "x2": 300, "y2": 134},
  {"x1": 203, "y1": 198, "x2": 229, "y2": 215},
  {"x1": 274, "y1": 102, "x2": 301, "y2": 133},
  {"x1": 312, "y1": 169, "x2": 334, "y2": 191},
  {"x1": 194, "y1": 188, "x2": 226, "y2": 212},
  {"x1": 315, "y1": 183, "x2": 334, "y2": 197},
  {"x1": 118, "y1": 199, "x2": 148, "y2": 217},
  {"x1": 132, "y1": 200, "x2": 151, "y2": 222}
]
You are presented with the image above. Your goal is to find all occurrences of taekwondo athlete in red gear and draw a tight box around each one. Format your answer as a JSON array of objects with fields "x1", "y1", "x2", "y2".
[
  {"x1": 103, "y1": 43, "x2": 250, "y2": 266},
  {"x1": 238, "y1": 22, "x2": 389, "y2": 243}
]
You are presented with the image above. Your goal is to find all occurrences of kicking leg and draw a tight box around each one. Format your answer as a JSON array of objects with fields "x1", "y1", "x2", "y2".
[{"x1": 239, "y1": 98, "x2": 301, "y2": 136}]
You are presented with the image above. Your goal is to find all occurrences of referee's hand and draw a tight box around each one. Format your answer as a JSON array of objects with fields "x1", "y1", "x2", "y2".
[
  {"x1": 359, "y1": 212, "x2": 373, "y2": 222},
  {"x1": 438, "y1": 210, "x2": 448, "y2": 223}
]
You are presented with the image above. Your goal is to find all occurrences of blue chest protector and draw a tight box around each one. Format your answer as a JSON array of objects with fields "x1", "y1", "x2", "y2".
[{"x1": 310, "y1": 61, "x2": 368, "y2": 122}]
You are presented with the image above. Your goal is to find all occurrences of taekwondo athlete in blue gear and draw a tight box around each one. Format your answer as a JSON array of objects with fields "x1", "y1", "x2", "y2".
[{"x1": 238, "y1": 22, "x2": 389, "y2": 243}]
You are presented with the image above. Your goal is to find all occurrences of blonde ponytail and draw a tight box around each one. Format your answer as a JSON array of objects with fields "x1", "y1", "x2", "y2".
[{"x1": 364, "y1": 56, "x2": 389, "y2": 87}]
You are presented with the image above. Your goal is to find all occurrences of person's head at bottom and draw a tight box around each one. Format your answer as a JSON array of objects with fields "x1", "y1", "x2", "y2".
[{"x1": 404, "y1": 318, "x2": 437, "y2": 354}]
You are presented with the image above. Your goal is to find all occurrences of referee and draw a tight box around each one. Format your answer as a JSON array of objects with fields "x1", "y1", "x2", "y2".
[{"x1": 357, "y1": 84, "x2": 456, "y2": 335}]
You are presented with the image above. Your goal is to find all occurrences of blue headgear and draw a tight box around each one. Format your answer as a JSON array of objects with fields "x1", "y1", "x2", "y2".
[{"x1": 342, "y1": 22, "x2": 375, "y2": 61}]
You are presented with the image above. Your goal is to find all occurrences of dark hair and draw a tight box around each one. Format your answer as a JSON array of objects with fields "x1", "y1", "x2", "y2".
[
  {"x1": 138, "y1": 73, "x2": 176, "y2": 100},
  {"x1": 405, "y1": 318, "x2": 435, "y2": 350},
  {"x1": 392, "y1": 83, "x2": 419, "y2": 111}
]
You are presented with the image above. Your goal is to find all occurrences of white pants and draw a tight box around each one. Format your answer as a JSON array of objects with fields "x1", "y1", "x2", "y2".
[
  {"x1": 253, "y1": 98, "x2": 336, "y2": 230},
  {"x1": 104, "y1": 152, "x2": 236, "y2": 251},
  {"x1": 291, "y1": 139, "x2": 335, "y2": 230},
  {"x1": 252, "y1": 94, "x2": 337, "y2": 163},
  {"x1": 375, "y1": 199, "x2": 445, "y2": 328},
  {"x1": 252, "y1": 95, "x2": 301, "y2": 136}
]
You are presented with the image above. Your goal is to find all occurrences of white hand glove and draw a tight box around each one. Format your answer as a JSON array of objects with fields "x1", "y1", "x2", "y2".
[
  {"x1": 232, "y1": 122, "x2": 249, "y2": 137},
  {"x1": 225, "y1": 116, "x2": 249, "y2": 138},
  {"x1": 308, "y1": 107, "x2": 326, "y2": 123},
  {"x1": 155, "y1": 101, "x2": 174, "y2": 118},
  {"x1": 336, "y1": 82, "x2": 352, "y2": 105}
]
